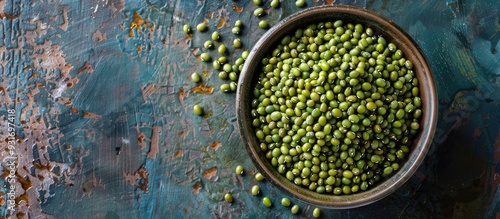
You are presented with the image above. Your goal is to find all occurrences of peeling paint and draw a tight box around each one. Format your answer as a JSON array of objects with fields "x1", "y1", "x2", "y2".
[{"x1": 202, "y1": 167, "x2": 217, "y2": 180}]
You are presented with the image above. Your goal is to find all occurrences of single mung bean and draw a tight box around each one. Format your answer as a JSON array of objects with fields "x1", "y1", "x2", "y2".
[
  {"x1": 312, "y1": 208, "x2": 321, "y2": 218},
  {"x1": 183, "y1": 24, "x2": 190, "y2": 34},
  {"x1": 259, "y1": 20, "x2": 269, "y2": 29},
  {"x1": 251, "y1": 185, "x2": 260, "y2": 195},
  {"x1": 196, "y1": 22, "x2": 207, "y2": 32},
  {"x1": 232, "y1": 26, "x2": 241, "y2": 35},
  {"x1": 200, "y1": 53, "x2": 210, "y2": 61},
  {"x1": 218, "y1": 44, "x2": 227, "y2": 54},
  {"x1": 218, "y1": 71, "x2": 228, "y2": 79},
  {"x1": 255, "y1": 172, "x2": 265, "y2": 181},
  {"x1": 281, "y1": 197, "x2": 291, "y2": 206},
  {"x1": 191, "y1": 72, "x2": 201, "y2": 82},
  {"x1": 211, "y1": 31, "x2": 220, "y2": 41},
  {"x1": 235, "y1": 165, "x2": 244, "y2": 175},
  {"x1": 217, "y1": 56, "x2": 227, "y2": 64},
  {"x1": 254, "y1": 8, "x2": 264, "y2": 17},
  {"x1": 262, "y1": 197, "x2": 272, "y2": 207},
  {"x1": 253, "y1": 0, "x2": 262, "y2": 5},
  {"x1": 221, "y1": 83, "x2": 231, "y2": 92},
  {"x1": 193, "y1": 105, "x2": 203, "y2": 116},
  {"x1": 224, "y1": 193, "x2": 233, "y2": 203},
  {"x1": 230, "y1": 82, "x2": 237, "y2": 91},
  {"x1": 271, "y1": 0, "x2": 280, "y2": 8},
  {"x1": 295, "y1": 0, "x2": 305, "y2": 7},
  {"x1": 242, "y1": 50, "x2": 249, "y2": 59},
  {"x1": 204, "y1": 40, "x2": 213, "y2": 49},
  {"x1": 291, "y1": 205, "x2": 300, "y2": 214},
  {"x1": 235, "y1": 20, "x2": 243, "y2": 27},
  {"x1": 233, "y1": 38, "x2": 242, "y2": 48}
]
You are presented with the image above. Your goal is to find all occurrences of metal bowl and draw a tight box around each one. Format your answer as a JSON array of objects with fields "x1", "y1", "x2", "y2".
[{"x1": 236, "y1": 5, "x2": 437, "y2": 209}]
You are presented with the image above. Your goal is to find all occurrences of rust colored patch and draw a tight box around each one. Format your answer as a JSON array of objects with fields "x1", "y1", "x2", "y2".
[
  {"x1": 66, "y1": 82, "x2": 73, "y2": 88},
  {"x1": 325, "y1": 0, "x2": 335, "y2": 4},
  {"x1": 33, "y1": 162, "x2": 52, "y2": 172},
  {"x1": 137, "y1": 166, "x2": 149, "y2": 192},
  {"x1": 137, "y1": 45, "x2": 142, "y2": 52},
  {"x1": 124, "y1": 166, "x2": 149, "y2": 192},
  {"x1": 28, "y1": 73, "x2": 37, "y2": 81},
  {"x1": 65, "y1": 145, "x2": 72, "y2": 150},
  {"x1": 209, "y1": 141, "x2": 221, "y2": 151},
  {"x1": 129, "y1": 11, "x2": 144, "y2": 37},
  {"x1": 92, "y1": 30, "x2": 107, "y2": 42},
  {"x1": 192, "y1": 181, "x2": 201, "y2": 194},
  {"x1": 64, "y1": 101, "x2": 72, "y2": 106},
  {"x1": 208, "y1": 13, "x2": 214, "y2": 19},
  {"x1": 203, "y1": 167, "x2": 217, "y2": 180},
  {"x1": 83, "y1": 111, "x2": 101, "y2": 119},
  {"x1": 231, "y1": 3, "x2": 243, "y2": 12},
  {"x1": 177, "y1": 87, "x2": 189, "y2": 107},
  {"x1": 59, "y1": 7, "x2": 69, "y2": 31},
  {"x1": 191, "y1": 83, "x2": 213, "y2": 94},
  {"x1": 174, "y1": 149, "x2": 183, "y2": 158},
  {"x1": 77, "y1": 62, "x2": 94, "y2": 74},
  {"x1": 138, "y1": 133, "x2": 146, "y2": 143},
  {"x1": 15, "y1": 193, "x2": 29, "y2": 205},
  {"x1": 0, "y1": 12, "x2": 17, "y2": 20},
  {"x1": 23, "y1": 65, "x2": 34, "y2": 71},
  {"x1": 147, "y1": 126, "x2": 160, "y2": 159},
  {"x1": 216, "y1": 18, "x2": 225, "y2": 29},
  {"x1": 191, "y1": 48, "x2": 200, "y2": 58},
  {"x1": 69, "y1": 107, "x2": 79, "y2": 114}
]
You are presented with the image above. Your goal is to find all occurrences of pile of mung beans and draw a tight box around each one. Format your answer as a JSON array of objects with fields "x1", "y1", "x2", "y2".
[{"x1": 250, "y1": 20, "x2": 422, "y2": 195}]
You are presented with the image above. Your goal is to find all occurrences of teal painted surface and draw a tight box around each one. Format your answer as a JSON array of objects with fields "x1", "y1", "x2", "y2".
[{"x1": 0, "y1": 0, "x2": 499, "y2": 218}]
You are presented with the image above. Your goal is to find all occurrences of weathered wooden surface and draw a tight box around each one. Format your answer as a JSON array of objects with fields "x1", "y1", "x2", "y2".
[{"x1": 0, "y1": 0, "x2": 499, "y2": 218}]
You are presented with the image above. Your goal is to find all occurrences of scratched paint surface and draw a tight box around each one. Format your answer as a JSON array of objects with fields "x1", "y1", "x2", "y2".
[{"x1": 0, "y1": 0, "x2": 499, "y2": 218}]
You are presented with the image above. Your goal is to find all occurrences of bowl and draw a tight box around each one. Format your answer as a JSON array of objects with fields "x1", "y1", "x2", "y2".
[{"x1": 236, "y1": 5, "x2": 437, "y2": 209}]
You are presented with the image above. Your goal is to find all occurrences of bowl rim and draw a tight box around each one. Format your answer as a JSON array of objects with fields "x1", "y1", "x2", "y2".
[{"x1": 236, "y1": 4, "x2": 437, "y2": 209}]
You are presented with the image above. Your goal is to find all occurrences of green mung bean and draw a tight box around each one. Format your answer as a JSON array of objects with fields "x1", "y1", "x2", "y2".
[
  {"x1": 254, "y1": 8, "x2": 264, "y2": 17},
  {"x1": 196, "y1": 22, "x2": 207, "y2": 32},
  {"x1": 191, "y1": 72, "x2": 201, "y2": 83},
  {"x1": 235, "y1": 165, "x2": 244, "y2": 175},
  {"x1": 271, "y1": 0, "x2": 280, "y2": 8},
  {"x1": 259, "y1": 20, "x2": 269, "y2": 29},
  {"x1": 224, "y1": 193, "x2": 233, "y2": 202},
  {"x1": 183, "y1": 24, "x2": 190, "y2": 34},
  {"x1": 193, "y1": 104, "x2": 203, "y2": 116},
  {"x1": 262, "y1": 197, "x2": 272, "y2": 207},
  {"x1": 204, "y1": 40, "x2": 213, "y2": 49},
  {"x1": 251, "y1": 185, "x2": 260, "y2": 195},
  {"x1": 312, "y1": 207, "x2": 321, "y2": 218},
  {"x1": 281, "y1": 197, "x2": 291, "y2": 206}
]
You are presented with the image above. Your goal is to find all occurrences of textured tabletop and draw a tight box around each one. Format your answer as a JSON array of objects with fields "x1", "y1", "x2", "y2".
[{"x1": 0, "y1": 0, "x2": 499, "y2": 218}]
